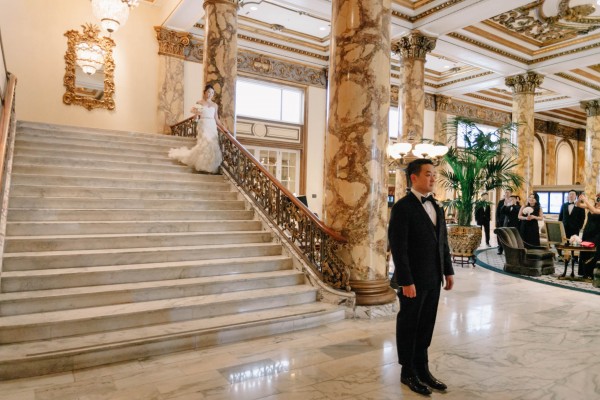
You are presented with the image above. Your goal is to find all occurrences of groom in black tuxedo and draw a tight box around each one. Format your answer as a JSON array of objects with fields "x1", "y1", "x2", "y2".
[{"x1": 388, "y1": 158, "x2": 455, "y2": 396}]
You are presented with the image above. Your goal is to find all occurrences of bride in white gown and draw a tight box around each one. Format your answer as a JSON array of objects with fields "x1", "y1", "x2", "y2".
[{"x1": 168, "y1": 85, "x2": 230, "y2": 173}]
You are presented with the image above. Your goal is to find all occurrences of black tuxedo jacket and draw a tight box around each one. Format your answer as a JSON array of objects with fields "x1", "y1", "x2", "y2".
[
  {"x1": 475, "y1": 204, "x2": 491, "y2": 225},
  {"x1": 501, "y1": 204, "x2": 520, "y2": 228},
  {"x1": 388, "y1": 192, "x2": 454, "y2": 289},
  {"x1": 559, "y1": 202, "x2": 585, "y2": 237}
]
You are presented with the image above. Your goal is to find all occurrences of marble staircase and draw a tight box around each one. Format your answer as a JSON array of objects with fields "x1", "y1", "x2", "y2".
[{"x1": 0, "y1": 123, "x2": 345, "y2": 380}]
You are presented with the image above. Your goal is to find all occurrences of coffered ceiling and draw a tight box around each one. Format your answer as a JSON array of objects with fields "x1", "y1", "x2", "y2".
[{"x1": 163, "y1": 0, "x2": 600, "y2": 128}]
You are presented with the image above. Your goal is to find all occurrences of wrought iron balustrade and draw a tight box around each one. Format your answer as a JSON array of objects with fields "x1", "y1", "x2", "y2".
[
  {"x1": 169, "y1": 118, "x2": 350, "y2": 291},
  {"x1": 170, "y1": 116, "x2": 197, "y2": 137}
]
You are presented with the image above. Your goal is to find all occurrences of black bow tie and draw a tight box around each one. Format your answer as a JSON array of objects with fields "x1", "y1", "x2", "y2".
[
  {"x1": 422, "y1": 195, "x2": 435, "y2": 204},
  {"x1": 569, "y1": 202, "x2": 575, "y2": 205}
]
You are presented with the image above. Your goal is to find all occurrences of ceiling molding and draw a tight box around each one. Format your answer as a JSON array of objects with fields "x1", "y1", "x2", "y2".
[{"x1": 555, "y1": 72, "x2": 600, "y2": 92}]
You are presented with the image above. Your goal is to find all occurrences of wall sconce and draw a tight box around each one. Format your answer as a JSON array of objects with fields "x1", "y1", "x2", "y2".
[{"x1": 388, "y1": 131, "x2": 448, "y2": 167}]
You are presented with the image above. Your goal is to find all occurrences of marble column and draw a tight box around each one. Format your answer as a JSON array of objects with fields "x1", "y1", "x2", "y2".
[
  {"x1": 323, "y1": 0, "x2": 395, "y2": 307},
  {"x1": 203, "y1": 0, "x2": 238, "y2": 132},
  {"x1": 155, "y1": 27, "x2": 190, "y2": 134},
  {"x1": 505, "y1": 72, "x2": 544, "y2": 198},
  {"x1": 391, "y1": 31, "x2": 436, "y2": 198},
  {"x1": 434, "y1": 95, "x2": 452, "y2": 201},
  {"x1": 581, "y1": 100, "x2": 600, "y2": 196},
  {"x1": 577, "y1": 139, "x2": 585, "y2": 185},
  {"x1": 545, "y1": 133, "x2": 557, "y2": 185}
]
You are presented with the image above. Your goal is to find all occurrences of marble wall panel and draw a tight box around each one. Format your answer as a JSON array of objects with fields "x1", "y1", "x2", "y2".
[{"x1": 157, "y1": 55, "x2": 185, "y2": 134}]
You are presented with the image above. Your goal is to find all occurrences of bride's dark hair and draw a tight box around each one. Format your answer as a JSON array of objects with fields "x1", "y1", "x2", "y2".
[{"x1": 204, "y1": 84, "x2": 214, "y2": 93}]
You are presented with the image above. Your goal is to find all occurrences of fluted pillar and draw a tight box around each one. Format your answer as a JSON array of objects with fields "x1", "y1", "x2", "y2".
[
  {"x1": 323, "y1": 0, "x2": 395, "y2": 306},
  {"x1": 434, "y1": 95, "x2": 452, "y2": 201},
  {"x1": 391, "y1": 31, "x2": 436, "y2": 198},
  {"x1": 203, "y1": 0, "x2": 238, "y2": 131},
  {"x1": 505, "y1": 72, "x2": 544, "y2": 197},
  {"x1": 155, "y1": 27, "x2": 190, "y2": 134},
  {"x1": 581, "y1": 100, "x2": 600, "y2": 195}
]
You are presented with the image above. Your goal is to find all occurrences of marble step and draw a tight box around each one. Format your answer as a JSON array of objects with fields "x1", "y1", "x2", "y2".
[
  {"x1": 13, "y1": 154, "x2": 193, "y2": 174},
  {"x1": 16, "y1": 134, "x2": 187, "y2": 155},
  {"x1": 7, "y1": 208, "x2": 254, "y2": 222},
  {"x1": 18, "y1": 125, "x2": 193, "y2": 146},
  {"x1": 15, "y1": 138, "x2": 170, "y2": 158},
  {"x1": 1, "y1": 255, "x2": 293, "y2": 292},
  {"x1": 12, "y1": 164, "x2": 221, "y2": 182},
  {"x1": 5, "y1": 231, "x2": 273, "y2": 252},
  {"x1": 9, "y1": 197, "x2": 246, "y2": 211},
  {"x1": 6, "y1": 219, "x2": 261, "y2": 236},
  {"x1": 15, "y1": 145, "x2": 180, "y2": 166},
  {"x1": 9, "y1": 185, "x2": 238, "y2": 201},
  {"x1": 0, "y1": 270, "x2": 304, "y2": 316},
  {"x1": 10, "y1": 174, "x2": 231, "y2": 191},
  {"x1": 3, "y1": 242, "x2": 282, "y2": 271},
  {"x1": 0, "y1": 302, "x2": 345, "y2": 380},
  {"x1": 0, "y1": 285, "x2": 318, "y2": 344}
]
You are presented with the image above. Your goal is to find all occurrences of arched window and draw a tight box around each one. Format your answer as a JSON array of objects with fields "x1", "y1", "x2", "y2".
[
  {"x1": 533, "y1": 135, "x2": 544, "y2": 185},
  {"x1": 556, "y1": 140, "x2": 574, "y2": 185}
]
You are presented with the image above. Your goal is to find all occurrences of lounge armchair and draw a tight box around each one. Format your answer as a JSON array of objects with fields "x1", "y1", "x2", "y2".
[{"x1": 494, "y1": 227, "x2": 555, "y2": 277}]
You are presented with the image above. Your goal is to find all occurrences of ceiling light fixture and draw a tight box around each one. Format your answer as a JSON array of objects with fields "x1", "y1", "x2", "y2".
[
  {"x1": 388, "y1": 131, "x2": 448, "y2": 167},
  {"x1": 75, "y1": 42, "x2": 105, "y2": 75},
  {"x1": 90, "y1": 0, "x2": 139, "y2": 33}
]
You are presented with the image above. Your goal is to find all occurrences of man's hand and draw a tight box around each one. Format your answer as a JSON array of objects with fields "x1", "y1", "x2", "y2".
[
  {"x1": 444, "y1": 275, "x2": 454, "y2": 291},
  {"x1": 402, "y1": 284, "x2": 416, "y2": 298}
]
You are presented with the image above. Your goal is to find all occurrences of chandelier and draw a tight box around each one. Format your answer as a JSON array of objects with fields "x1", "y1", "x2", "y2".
[
  {"x1": 91, "y1": 0, "x2": 140, "y2": 33},
  {"x1": 388, "y1": 131, "x2": 448, "y2": 167},
  {"x1": 75, "y1": 42, "x2": 105, "y2": 75}
]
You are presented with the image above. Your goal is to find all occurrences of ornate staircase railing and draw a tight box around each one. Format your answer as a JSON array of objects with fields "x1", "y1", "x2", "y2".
[
  {"x1": 169, "y1": 119, "x2": 351, "y2": 292},
  {"x1": 170, "y1": 116, "x2": 197, "y2": 137}
]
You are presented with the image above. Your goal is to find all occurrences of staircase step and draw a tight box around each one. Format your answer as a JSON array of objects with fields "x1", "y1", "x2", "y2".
[
  {"x1": 9, "y1": 197, "x2": 246, "y2": 211},
  {"x1": 5, "y1": 231, "x2": 273, "y2": 252},
  {"x1": 0, "y1": 303, "x2": 344, "y2": 380},
  {"x1": 7, "y1": 209, "x2": 254, "y2": 222},
  {"x1": 0, "y1": 285, "x2": 318, "y2": 344},
  {"x1": 3, "y1": 242, "x2": 283, "y2": 271},
  {"x1": 6, "y1": 219, "x2": 261, "y2": 235},
  {"x1": 1, "y1": 255, "x2": 293, "y2": 291},
  {"x1": 14, "y1": 138, "x2": 171, "y2": 158},
  {"x1": 10, "y1": 173, "x2": 230, "y2": 190},
  {"x1": 0, "y1": 270, "x2": 304, "y2": 316},
  {"x1": 9, "y1": 185, "x2": 238, "y2": 201}
]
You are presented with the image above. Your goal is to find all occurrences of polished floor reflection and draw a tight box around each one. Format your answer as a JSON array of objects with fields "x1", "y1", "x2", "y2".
[{"x1": 1, "y1": 265, "x2": 598, "y2": 399}]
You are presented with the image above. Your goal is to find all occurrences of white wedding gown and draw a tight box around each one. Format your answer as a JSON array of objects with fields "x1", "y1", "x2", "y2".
[{"x1": 168, "y1": 104, "x2": 223, "y2": 173}]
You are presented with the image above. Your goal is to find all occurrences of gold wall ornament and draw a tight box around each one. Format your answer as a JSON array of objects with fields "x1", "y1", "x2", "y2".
[
  {"x1": 154, "y1": 26, "x2": 191, "y2": 59},
  {"x1": 63, "y1": 24, "x2": 115, "y2": 111}
]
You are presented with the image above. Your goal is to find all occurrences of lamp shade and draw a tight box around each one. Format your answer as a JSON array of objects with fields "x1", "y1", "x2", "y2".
[
  {"x1": 91, "y1": 0, "x2": 130, "y2": 33},
  {"x1": 75, "y1": 42, "x2": 105, "y2": 75},
  {"x1": 430, "y1": 145, "x2": 449, "y2": 158},
  {"x1": 414, "y1": 143, "x2": 435, "y2": 157}
]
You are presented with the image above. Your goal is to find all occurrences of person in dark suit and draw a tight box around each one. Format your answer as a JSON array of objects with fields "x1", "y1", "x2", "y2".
[
  {"x1": 558, "y1": 190, "x2": 585, "y2": 250},
  {"x1": 388, "y1": 158, "x2": 455, "y2": 396},
  {"x1": 496, "y1": 189, "x2": 512, "y2": 254},
  {"x1": 475, "y1": 193, "x2": 491, "y2": 246},
  {"x1": 501, "y1": 195, "x2": 521, "y2": 228}
]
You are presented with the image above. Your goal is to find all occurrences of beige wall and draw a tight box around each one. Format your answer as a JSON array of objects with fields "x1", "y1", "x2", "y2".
[
  {"x1": 0, "y1": 0, "x2": 178, "y2": 134},
  {"x1": 183, "y1": 61, "x2": 204, "y2": 120},
  {"x1": 306, "y1": 86, "x2": 327, "y2": 216}
]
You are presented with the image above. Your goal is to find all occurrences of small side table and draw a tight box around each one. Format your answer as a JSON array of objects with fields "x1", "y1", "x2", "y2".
[{"x1": 554, "y1": 244, "x2": 596, "y2": 279}]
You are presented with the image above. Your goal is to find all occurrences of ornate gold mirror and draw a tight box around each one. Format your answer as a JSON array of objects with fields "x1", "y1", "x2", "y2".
[{"x1": 63, "y1": 24, "x2": 115, "y2": 110}]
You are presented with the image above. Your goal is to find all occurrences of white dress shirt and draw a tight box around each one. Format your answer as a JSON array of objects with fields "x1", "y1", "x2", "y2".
[{"x1": 412, "y1": 188, "x2": 437, "y2": 226}]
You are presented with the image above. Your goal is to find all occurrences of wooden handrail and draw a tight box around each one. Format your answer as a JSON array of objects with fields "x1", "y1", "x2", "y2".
[
  {"x1": 0, "y1": 73, "x2": 16, "y2": 188},
  {"x1": 219, "y1": 129, "x2": 347, "y2": 243}
]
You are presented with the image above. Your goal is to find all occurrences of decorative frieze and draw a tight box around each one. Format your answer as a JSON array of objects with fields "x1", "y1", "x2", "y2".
[
  {"x1": 154, "y1": 27, "x2": 191, "y2": 59},
  {"x1": 391, "y1": 31, "x2": 436, "y2": 60},
  {"x1": 505, "y1": 72, "x2": 544, "y2": 94},
  {"x1": 581, "y1": 100, "x2": 600, "y2": 117},
  {"x1": 534, "y1": 119, "x2": 585, "y2": 141},
  {"x1": 237, "y1": 52, "x2": 327, "y2": 88},
  {"x1": 434, "y1": 94, "x2": 452, "y2": 112}
]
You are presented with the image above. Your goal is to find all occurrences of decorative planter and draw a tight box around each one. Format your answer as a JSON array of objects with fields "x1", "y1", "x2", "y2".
[{"x1": 447, "y1": 224, "x2": 482, "y2": 257}]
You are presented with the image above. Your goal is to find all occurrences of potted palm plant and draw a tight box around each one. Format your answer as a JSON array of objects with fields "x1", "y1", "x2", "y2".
[{"x1": 438, "y1": 117, "x2": 523, "y2": 258}]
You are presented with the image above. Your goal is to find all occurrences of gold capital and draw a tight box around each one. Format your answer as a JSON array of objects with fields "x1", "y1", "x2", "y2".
[
  {"x1": 203, "y1": 0, "x2": 239, "y2": 9},
  {"x1": 434, "y1": 94, "x2": 452, "y2": 112},
  {"x1": 505, "y1": 72, "x2": 544, "y2": 94},
  {"x1": 391, "y1": 31, "x2": 436, "y2": 60},
  {"x1": 581, "y1": 100, "x2": 600, "y2": 117},
  {"x1": 154, "y1": 27, "x2": 191, "y2": 59}
]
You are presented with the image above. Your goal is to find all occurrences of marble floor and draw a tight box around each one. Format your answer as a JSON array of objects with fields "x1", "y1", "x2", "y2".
[{"x1": 1, "y1": 264, "x2": 599, "y2": 400}]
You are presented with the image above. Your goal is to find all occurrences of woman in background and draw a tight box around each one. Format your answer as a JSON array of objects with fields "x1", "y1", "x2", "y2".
[
  {"x1": 168, "y1": 85, "x2": 229, "y2": 173},
  {"x1": 576, "y1": 193, "x2": 600, "y2": 278},
  {"x1": 518, "y1": 194, "x2": 543, "y2": 246}
]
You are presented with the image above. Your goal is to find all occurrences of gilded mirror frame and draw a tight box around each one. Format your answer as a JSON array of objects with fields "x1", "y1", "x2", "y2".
[{"x1": 63, "y1": 24, "x2": 116, "y2": 111}]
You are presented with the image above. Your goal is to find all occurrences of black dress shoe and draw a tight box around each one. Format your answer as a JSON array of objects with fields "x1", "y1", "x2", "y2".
[
  {"x1": 401, "y1": 376, "x2": 432, "y2": 396},
  {"x1": 417, "y1": 370, "x2": 448, "y2": 391}
]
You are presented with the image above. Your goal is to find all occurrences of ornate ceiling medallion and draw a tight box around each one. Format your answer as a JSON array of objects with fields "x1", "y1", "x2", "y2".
[{"x1": 491, "y1": 0, "x2": 600, "y2": 44}]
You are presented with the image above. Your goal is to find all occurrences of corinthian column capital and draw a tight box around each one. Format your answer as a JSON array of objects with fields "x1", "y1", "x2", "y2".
[
  {"x1": 154, "y1": 26, "x2": 191, "y2": 59},
  {"x1": 391, "y1": 31, "x2": 436, "y2": 60},
  {"x1": 581, "y1": 100, "x2": 600, "y2": 117},
  {"x1": 203, "y1": 0, "x2": 239, "y2": 9},
  {"x1": 505, "y1": 71, "x2": 544, "y2": 94},
  {"x1": 434, "y1": 94, "x2": 452, "y2": 112}
]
